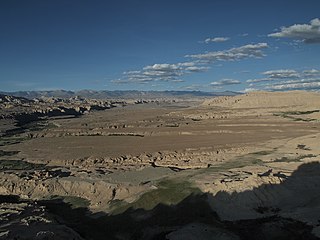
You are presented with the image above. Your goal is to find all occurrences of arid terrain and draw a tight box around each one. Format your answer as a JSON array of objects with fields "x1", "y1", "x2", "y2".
[{"x1": 0, "y1": 91, "x2": 320, "y2": 240}]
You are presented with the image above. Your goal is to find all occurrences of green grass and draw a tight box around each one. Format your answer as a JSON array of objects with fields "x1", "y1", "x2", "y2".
[
  {"x1": 204, "y1": 151, "x2": 264, "y2": 172},
  {"x1": 110, "y1": 179, "x2": 200, "y2": 214},
  {"x1": 206, "y1": 156, "x2": 263, "y2": 173},
  {"x1": 110, "y1": 154, "x2": 265, "y2": 214}
]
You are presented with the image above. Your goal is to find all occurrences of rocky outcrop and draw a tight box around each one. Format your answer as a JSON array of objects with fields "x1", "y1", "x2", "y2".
[
  {"x1": 0, "y1": 196, "x2": 84, "y2": 240},
  {"x1": 197, "y1": 162, "x2": 320, "y2": 238},
  {"x1": 0, "y1": 94, "x2": 125, "y2": 137},
  {"x1": 56, "y1": 147, "x2": 250, "y2": 170},
  {"x1": 0, "y1": 169, "x2": 147, "y2": 210}
]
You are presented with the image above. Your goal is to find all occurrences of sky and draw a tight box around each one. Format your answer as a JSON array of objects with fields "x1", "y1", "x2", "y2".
[{"x1": 0, "y1": 0, "x2": 320, "y2": 92}]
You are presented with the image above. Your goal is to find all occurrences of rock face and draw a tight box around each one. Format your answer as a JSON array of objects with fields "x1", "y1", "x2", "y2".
[
  {"x1": 0, "y1": 166, "x2": 148, "y2": 211},
  {"x1": 206, "y1": 162, "x2": 320, "y2": 225},
  {"x1": 0, "y1": 94, "x2": 119, "y2": 123},
  {"x1": 0, "y1": 196, "x2": 84, "y2": 240}
]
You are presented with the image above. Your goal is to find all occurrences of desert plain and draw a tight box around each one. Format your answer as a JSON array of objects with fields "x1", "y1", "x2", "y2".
[{"x1": 0, "y1": 91, "x2": 320, "y2": 240}]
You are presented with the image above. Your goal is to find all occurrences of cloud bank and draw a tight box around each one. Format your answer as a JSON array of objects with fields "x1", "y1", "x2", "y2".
[
  {"x1": 246, "y1": 68, "x2": 320, "y2": 91},
  {"x1": 246, "y1": 69, "x2": 301, "y2": 83},
  {"x1": 112, "y1": 62, "x2": 209, "y2": 84}
]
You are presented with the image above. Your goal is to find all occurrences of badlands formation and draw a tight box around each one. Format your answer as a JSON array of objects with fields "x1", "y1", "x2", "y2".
[{"x1": 0, "y1": 91, "x2": 320, "y2": 239}]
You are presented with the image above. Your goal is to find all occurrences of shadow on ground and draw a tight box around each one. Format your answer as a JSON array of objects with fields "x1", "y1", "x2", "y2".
[{"x1": 1, "y1": 162, "x2": 320, "y2": 240}]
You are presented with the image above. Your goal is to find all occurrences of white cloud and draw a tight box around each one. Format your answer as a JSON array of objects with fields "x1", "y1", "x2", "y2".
[
  {"x1": 204, "y1": 37, "x2": 230, "y2": 43},
  {"x1": 266, "y1": 81, "x2": 320, "y2": 91},
  {"x1": 246, "y1": 78, "x2": 272, "y2": 83},
  {"x1": 247, "y1": 68, "x2": 320, "y2": 91},
  {"x1": 303, "y1": 69, "x2": 320, "y2": 76},
  {"x1": 267, "y1": 77, "x2": 320, "y2": 86},
  {"x1": 262, "y1": 69, "x2": 300, "y2": 79},
  {"x1": 186, "y1": 43, "x2": 268, "y2": 62},
  {"x1": 111, "y1": 78, "x2": 152, "y2": 84},
  {"x1": 113, "y1": 41, "x2": 270, "y2": 86},
  {"x1": 268, "y1": 18, "x2": 320, "y2": 44},
  {"x1": 143, "y1": 63, "x2": 180, "y2": 71},
  {"x1": 244, "y1": 87, "x2": 259, "y2": 92},
  {"x1": 171, "y1": 79, "x2": 185, "y2": 83},
  {"x1": 185, "y1": 66, "x2": 210, "y2": 72},
  {"x1": 112, "y1": 61, "x2": 208, "y2": 84},
  {"x1": 246, "y1": 69, "x2": 301, "y2": 83},
  {"x1": 211, "y1": 79, "x2": 241, "y2": 86},
  {"x1": 123, "y1": 70, "x2": 141, "y2": 75},
  {"x1": 180, "y1": 84, "x2": 205, "y2": 90}
]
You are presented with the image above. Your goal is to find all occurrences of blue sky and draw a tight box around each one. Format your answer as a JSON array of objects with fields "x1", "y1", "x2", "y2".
[{"x1": 1, "y1": 0, "x2": 320, "y2": 92}]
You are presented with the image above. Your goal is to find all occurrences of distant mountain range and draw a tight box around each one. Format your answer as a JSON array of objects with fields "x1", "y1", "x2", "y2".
[{"x1": 0, "y1": 90, "x2": 240, "y2": 99}]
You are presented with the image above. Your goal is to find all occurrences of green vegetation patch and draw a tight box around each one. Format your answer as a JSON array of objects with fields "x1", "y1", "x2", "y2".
[
  {"x1": 110, "y1": 179, "x2": 200, "y2": 215},
  {"x1": 220, "y1": 158, "x2": 262, "y2": 169},
  {"x1": 207, "y1": 156, "x2": 263, "y2": 173}
]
